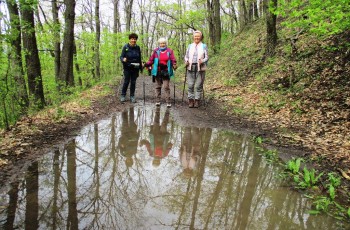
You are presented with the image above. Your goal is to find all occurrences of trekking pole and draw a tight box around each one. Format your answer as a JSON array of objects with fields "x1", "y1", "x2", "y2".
[
  {"x1": 201, "y1": 72, "x2": 206, "y2": 107},
  {"x1": 182, "y1": 68, "x2": 187, "y2": 105},
  {"x1": 173, "y1": 70, "x2": 176, "y2": 105}
]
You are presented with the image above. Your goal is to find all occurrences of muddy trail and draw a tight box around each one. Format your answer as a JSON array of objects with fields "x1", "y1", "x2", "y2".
[
  {"x1": 0, "y1": 74, "x2": 306, "y2": 183},
  {"x1": 0, "y1": 74, "x2": 304, "y2": 185},
  {"x1": 0, "y1": 75, "x2": 349, "y2": 229}
]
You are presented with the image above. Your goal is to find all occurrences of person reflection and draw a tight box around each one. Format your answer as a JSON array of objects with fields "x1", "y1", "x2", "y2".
[
  {"x1": 140, "y1": 107, "x2": 172, "y2": 167},
  {"x1": 180, "y1": 127, "x2": 201, "y2": 177},
  {"x1": 118, "y1": 107, "x2": 140, "y2": 167}
]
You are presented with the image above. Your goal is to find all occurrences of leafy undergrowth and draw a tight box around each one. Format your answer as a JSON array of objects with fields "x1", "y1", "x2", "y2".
[
  {"x1": 0, "y1": 81, "x2": 116, "y2": 166},
  {"x1": 206, "y1": 20, "x2": 350, "y2": 180}
]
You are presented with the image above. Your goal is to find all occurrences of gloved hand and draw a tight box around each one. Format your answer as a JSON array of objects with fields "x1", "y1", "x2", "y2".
[{"x1": 173, "y1": 64, "x2": 177, "y2": 70}]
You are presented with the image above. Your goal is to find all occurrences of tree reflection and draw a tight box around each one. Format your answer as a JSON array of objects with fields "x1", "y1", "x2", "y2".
[
  {"x1": 25, "y1": 161, "x2": 39, "y2": 230},
  {"x1": 66, "y1": 140, "x2": 78, "y2": 229},
  {"x1": 3, "y1": 181, "x2": 19, "y2": 230}
]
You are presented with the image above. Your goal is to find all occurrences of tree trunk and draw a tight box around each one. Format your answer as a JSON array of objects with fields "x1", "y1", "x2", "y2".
[
  {"x1": 6, "y1": 0, "x2": 29, "y2": 108},
  {"x1": 73, "y1": 41, "x2": 82, "y2": 86},
  {"x1": 95, "y1": 0, "x2": 101, "y2": 79},
  {"x1": 124, "y1": 0, "x2": 134, "y2": 31},
  {"x1": 228, "y1": 0, "x2": 238, "y2": 34},
  {"x1": 113, "y1": 0, "x2": 121, "y2": 33},
  {"x1": 59, "y1": 0, "x2": 76, "y2": 87},
  {"x1": 248, "y1": 2, "x2": 254, "y2": 22},
  {"x1": 265, "y1": 0, "x2": 278, "y2": 57},
  {"x1": 207, "y1": 0, "x2": 221, "y2": 53},
  {"x1": 52, "y1": 0, "x2": 61, "y2": 83},
  {"x1": 20, "y1": 0, "x2": 45, "y2": 108},
  {"x1": 239, "y1": 0, "x2": 248, "y2": 30},
  {"x1": 253, "y1": 1, "x2": 259, "y2": 19}
]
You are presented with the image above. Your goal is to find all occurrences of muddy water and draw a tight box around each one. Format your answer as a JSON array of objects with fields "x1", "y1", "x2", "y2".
[{"x1": 0, "y1": 106, "x2": 348, "y2": 229}]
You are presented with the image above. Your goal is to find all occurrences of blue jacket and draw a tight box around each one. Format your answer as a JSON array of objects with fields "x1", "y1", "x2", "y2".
[{"x1": 120, "y1": 43, "x2": 142, "y2": 72}]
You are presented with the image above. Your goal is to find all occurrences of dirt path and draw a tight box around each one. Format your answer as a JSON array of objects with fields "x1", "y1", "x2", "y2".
[{"x1": 0, "y1": 75, "x2": 342, "y2": 187}]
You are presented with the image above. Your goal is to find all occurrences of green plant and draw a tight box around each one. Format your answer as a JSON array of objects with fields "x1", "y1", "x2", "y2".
[
  {"x1": 286, "y1": 158, "x2": 302, "y2": 175},
  {"x1": 328, "y1": 184, "x2": 336, "y2": 201},
  {"x1": 254, "y1": 136, "x2": 264, "y2": 144},
  {"x1": 263, "y1": 149, "x2": 279, "y2": 162},
  {"x1": 326, "y1": 172, "x2": 341, "y2": 201},
  {"x1": 311, "y1": 196, "x2": 332, "y2": 213},
  {"x1": 327, "y1": 172, "x2": 341, "y2": 188},
  {"x1": 275, "y1": 0, "x2": 350, "y2": 37},
  {"x1": 297, "y1": 167, "x2": 323, "y2": 189}
]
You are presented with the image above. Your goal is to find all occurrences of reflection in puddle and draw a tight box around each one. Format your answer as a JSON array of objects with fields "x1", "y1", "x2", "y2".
[{"x1": 0, "y1": 105, "x2": 348, "y2": 229}]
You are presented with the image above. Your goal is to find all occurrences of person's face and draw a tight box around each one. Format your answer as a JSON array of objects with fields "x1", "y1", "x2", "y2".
[
  {"x1": 129, "y1": 37, "x2": 137, "y2": 46},
  {"x1": 193, "y1": 33, "x2": 202, "y2": 44},
  {"x1": 159, "y1": 42, "x2": 166, "y2": 48}
]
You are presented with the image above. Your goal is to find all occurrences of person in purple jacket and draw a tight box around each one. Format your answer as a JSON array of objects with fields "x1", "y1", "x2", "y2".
[{"x1": 145, "y1": 38, "x2": 177, "y2": 107}]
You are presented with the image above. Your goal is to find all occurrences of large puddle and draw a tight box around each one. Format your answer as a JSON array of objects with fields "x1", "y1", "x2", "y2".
[{"x1": 0, "y1": 105, "x2": 348, "y2": 229}]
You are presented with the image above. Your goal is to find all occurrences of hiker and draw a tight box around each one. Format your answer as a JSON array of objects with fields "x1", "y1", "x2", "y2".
[
  {"x1": 139, "y1": 107, "x2": 172, "y2": 167},
  {"x1": 118, "y1": 107, "x2": 140, "y2": 167},
  {"x1": 180, "y1": 126, "x2": 201, "y2": 177},
  {"x1": 120, "y1": 33, "x2": 143, "y2": 103},
  {"x1": 184, "y1": 30, "x2": 209, "y2": 108},
  {"x1": 144, "y1": 37, "x2": 177, "y2": 107}
]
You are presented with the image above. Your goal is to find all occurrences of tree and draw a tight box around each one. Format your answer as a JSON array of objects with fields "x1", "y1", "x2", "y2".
[
  {"x1": 207, "y1": 0, "x2": 222, "y2": 53},
  {"x1": 95, "y1": 0, "x2": 101, "y2": 79},
  {"x1": 113, "y1": 0, "x2": 121, "y2": 33},
  {"x1": 58, "y1": 0, "x2": 76, "y2": 87},
  {"x1": 19, "y1": 0, "x2": 45, "y2": 108},
  {"x1": 221, "y1": 0, "x2": 239, "y2": 34},
  {"x1": 6, "y1": 0, "x2": 29, "y2": 108},
  {"x1": 124, "y1": 0, "x2": 134, "y2": 31},
  {"x1": 52, "y1": 0, "x2": 61, "y2": 82},
  {"x1": 265, "y1": 0, "x2": 278, "y2": 57},
  {"x1": 239, "y1": 0, "x2": 248, "y2": 30}
]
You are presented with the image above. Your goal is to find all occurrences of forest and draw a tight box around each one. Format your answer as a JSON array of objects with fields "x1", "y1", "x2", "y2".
[
  {"x1": 0, "y1": 0, "x2": 350, "y2": 225},
  {"x1": 0, "y1": 0, "x2": 349, "y2": 129}
]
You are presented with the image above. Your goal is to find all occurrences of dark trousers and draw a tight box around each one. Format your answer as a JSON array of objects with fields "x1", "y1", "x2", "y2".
[{"x1": 121, "y1": 69, "x2": 139, "y2": 97}]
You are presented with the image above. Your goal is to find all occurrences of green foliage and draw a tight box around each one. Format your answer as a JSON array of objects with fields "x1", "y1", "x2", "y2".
[
  {"x1": 286, "y1": 158, "x2": 302, "y2": 174},
  {"x1": 254, "y1": 136, "x2": 264, "y2": 144},
  {"x1": 0, "y1": 18, "x2": 126, "y2": 129},
  {"x1": 263, "y1": 149, "x2": 279, "y2": 162},
  {"x1": 276, "y1": 0, "x2": 350, "y2": 37},
  {"x1": 326, "y1": 173, "x2": 341, "y2": 201},
  {"x1": 312, "y1": 196, "x2": 332, "y2": 212},
  {"x1": 327, "y1": 172, "x2": 341, "y2": 188},
  {"x1": 295, "y1": 167, "x2": 323, "y2": 189},
  {"x1": 286, "y1": 158, "x2": 323, "y2": 189}
]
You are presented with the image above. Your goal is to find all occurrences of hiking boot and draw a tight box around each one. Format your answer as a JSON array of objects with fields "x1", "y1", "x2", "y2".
[
  {"x1": 155, "y1": 102, "x2": 161, "y2": 106},
  {"x1": 194, "y1": 99, "x2": 199, "y2": 108},
  {"x1": 120, "y1": 96, "x2": 126, "y2": 102},
  {"x1": 188, "y1": 99, "x2": 194, "y2": 108},
  {"x1": 167, "y1": 103, "x2": 172, "y2": 108},
  {"x1": 130, "y1": 96, "x2": 136, "y2": 103}
]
